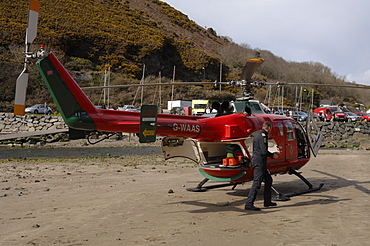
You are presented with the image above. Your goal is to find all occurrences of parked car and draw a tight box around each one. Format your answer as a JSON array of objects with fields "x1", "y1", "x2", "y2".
[
  {"x1": 355, "y1": 112, "x2": 370, "y2": 121},
  {"x1": 332, "y1": 111, "x2": 346, "y2": 121},
  {"x1": 291, "y1": 111, "x2": 308, "y2": 121},
  {"x1": 314, "y1": 107, "x2": 346, "y2": 122},
  {"x1": 25, "y1": 104, "x2": 52, "y2": 114},
  {"x1": 117, "y1": 105, "x2": 139, "y2": 112},
  {"x1": 343, "y1": 112, "x2": 362, "y2": 122}
]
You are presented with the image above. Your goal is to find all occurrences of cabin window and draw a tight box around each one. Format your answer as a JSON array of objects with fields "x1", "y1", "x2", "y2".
[
  {"x1": 285, "y1": 122, "x2": 295, "y2": 141},
  {"x1": 277, "y1": 123, "x2": 284, "y2": 136}
]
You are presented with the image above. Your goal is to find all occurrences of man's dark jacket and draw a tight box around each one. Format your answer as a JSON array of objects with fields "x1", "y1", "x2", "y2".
[{"x1": 252, "y1": 129, "x2": 274, "y2": 168}]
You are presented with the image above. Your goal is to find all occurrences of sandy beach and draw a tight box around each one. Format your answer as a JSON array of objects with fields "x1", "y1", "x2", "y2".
[{"x1": 0, "y1": 139, "x2": 369, "y2": 245}]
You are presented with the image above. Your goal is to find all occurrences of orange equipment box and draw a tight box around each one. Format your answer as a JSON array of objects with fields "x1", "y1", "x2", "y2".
[{"x1": 222, "y1": 157, "x2": 239, "y2": 166}]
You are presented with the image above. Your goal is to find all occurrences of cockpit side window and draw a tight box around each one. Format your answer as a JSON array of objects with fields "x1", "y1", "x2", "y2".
[
  {"x1": 285, "y1": 121, "x2": 295, "y2": 141},
  {"x1": 277, "y1": 123, "x2": 284, "y2": 136}
]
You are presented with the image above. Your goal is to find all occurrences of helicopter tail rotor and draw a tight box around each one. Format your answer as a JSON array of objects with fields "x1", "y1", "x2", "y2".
[{"x1": 14, "y1": 0, "x2": 40, "y2": 116}]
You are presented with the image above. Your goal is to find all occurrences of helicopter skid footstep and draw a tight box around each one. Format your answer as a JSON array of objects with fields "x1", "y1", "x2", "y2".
[
  {"x1": 272, "y1": 183, "x2": 324, "y2": 201},
  {"x1": 271, "y1": 168, "x2": 324, "y2": 201}
]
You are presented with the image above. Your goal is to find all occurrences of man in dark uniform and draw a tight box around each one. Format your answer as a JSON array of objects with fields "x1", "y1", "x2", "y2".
[{"x1": 245, "y1": 121, "x2": 278, "y2": 211}]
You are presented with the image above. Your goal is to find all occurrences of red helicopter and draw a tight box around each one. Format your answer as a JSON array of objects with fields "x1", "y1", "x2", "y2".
[{"x1": 32, "y1": 50, "x2": 326, "y2": 200}]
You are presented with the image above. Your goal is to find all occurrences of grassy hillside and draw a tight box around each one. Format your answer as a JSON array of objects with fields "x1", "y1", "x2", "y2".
[
  {"x1": 0, "y1": 0, "x2": 368, "y2": 112},
  {"x1": 1, "y1": 0, "x2": 226, "y2": 77}
]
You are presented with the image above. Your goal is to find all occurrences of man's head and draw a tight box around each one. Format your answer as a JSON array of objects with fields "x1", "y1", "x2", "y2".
[{"x1": 262, "y1": 121, "x2": 272, "y2": 133}]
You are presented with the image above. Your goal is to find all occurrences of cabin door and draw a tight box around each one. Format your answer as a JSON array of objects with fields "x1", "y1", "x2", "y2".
[{"x1": 284, "y1": 121, "x2": 298, "y2": 163}]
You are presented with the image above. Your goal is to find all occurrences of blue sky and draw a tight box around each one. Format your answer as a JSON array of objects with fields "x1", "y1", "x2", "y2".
[{"x1": 161, "y1": 0, "x2": 370, "y2": 85}]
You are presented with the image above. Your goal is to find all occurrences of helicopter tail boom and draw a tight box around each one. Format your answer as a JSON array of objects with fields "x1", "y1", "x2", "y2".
[{"x1": 36, "y1": 52, "x2": 204, "y2": 138}]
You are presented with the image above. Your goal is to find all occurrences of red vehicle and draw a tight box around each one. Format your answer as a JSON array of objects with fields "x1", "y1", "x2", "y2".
[
  {"x1": 355, "y1": 112, "x2": 370, "y2": 122},
  {"x1": 33, "y1": 51, "x2": 324, "y2": 200},
  {"x1": 314, "y1": 107, "x2": 346, "y2": 122}
]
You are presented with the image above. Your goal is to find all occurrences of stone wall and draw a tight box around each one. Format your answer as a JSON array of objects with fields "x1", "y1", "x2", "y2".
[
  {"x1": 308, "y1": 121, "x2": 370, "y2": 149},
  {"x1": 0, "y1": 113, "x2": 67, "y2": 133}
]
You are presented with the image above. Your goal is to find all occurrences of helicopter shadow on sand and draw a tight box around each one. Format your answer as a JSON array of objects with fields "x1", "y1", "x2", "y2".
[
  {"x1": 166, "y1": 192, "x2": 348, "y2": 215},
  {"x1": 165, "y1": 171, "x2": 369, "y2": 214},
  {"x1": 310, "y1": 169, "x2": 370, "y2": 196}
]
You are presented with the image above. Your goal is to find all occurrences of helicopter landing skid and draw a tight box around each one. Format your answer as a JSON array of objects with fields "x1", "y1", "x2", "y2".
[
  {"x1": 186, "y1": 178, "x2": 241, "y2": 192},
  {"x1": 272, "y1": 168, "x2": 324, "y2": 201}
]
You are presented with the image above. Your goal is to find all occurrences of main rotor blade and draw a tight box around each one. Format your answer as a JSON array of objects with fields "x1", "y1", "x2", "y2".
[
  {"x1": 266, "y1": 82, "x2": 370, "y2": 89},
  {"x1": 26, "y1": 0, "x2": 40, "y2": 44},
  {"x1": 240, "y1": 58, "x2": 264, "y2": 81},
  {"x1": 82, "y1": 80, "x2": 370, "y2": 91},
  {"x1": 81, "y1": 81, "x2": 230, "y2": 90}
]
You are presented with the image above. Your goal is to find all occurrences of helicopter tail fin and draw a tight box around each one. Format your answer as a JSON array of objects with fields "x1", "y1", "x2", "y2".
[{"x1": 36, "y1": 52, "x2": 97, "y2": 130}]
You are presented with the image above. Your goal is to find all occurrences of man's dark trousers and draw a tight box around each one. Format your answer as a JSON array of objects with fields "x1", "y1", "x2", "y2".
[{"x1": 245, "y1": 164, "x2": 272, "y2": 206}]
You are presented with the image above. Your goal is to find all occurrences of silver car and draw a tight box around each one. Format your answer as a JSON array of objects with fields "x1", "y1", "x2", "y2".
[
  {"x1": 25, "y1": 104, "x2": 52, "y2": 114},
  {"x1": 117, "y1": 105, "x2": 140, "y2": 112},
  {"x1": 343, "y1": 112, "x2": 362, "y2": 122}
]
